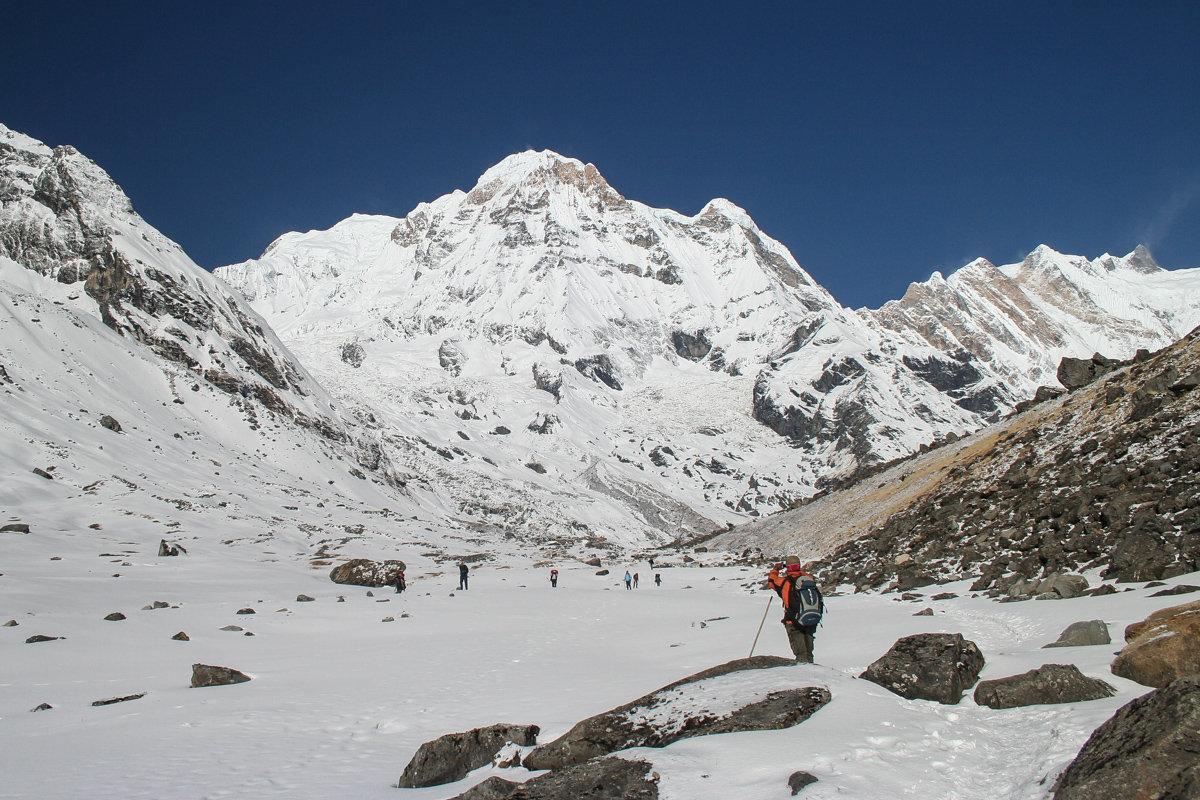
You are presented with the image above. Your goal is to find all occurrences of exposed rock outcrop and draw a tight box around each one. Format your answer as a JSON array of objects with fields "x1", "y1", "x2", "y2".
[{"x1": 860, "y1": 633, "x2": 984, "y2": 704}]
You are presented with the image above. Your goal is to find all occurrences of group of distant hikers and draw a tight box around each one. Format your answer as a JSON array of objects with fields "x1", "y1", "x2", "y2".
[{"x1": 390, "y1": 555, "x2": 824, "y2": 663}]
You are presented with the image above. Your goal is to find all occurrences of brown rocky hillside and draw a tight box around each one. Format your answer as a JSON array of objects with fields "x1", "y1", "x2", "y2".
[{"x1": 713, "y1": 326, "x2": 1200, "y2": 593}]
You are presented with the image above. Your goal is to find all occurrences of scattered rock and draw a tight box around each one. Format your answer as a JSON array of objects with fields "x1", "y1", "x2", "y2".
[
  {"x1": 585, "y1": 558, "x2": 602, "y2": 567},
  {"x1": 92, "y1": 692, "x2": 145, "y2": 707},
  {"x1": 1, "y1": 523, "x2": 30, "y2": 533},
  {"x1": 382, "y1": 616, "x2": 395, "y2": 622},
  {"x1": 190, "y1": 663, "x2": 251, "y2": 687},
  {"x1": 447, "y1": 756, "x2": 658, "y2": 800},
  {"x1": 25, "y1": 634, "x2": 62, "y2": 643},
  {"x1": 1053, "y1": 675, "x2": 1200, "y2": 800},
  {"x1": 157, "y1": 539, "x2": 186, "y2": 556},
  {"x1": 329, "y1": 558, "x2": 406, "y2": 587},
  {"x1": 1150, "y1": 584, "x2": 1200, "y2": 597},
  {"x1": 296, "y1": 594, "x2": 315, "y2": 602},
  {"x1": 236, "y1": 608, "x2": 256, "y2": 615},
  {"x1": 788, "y1": 770, "x2": 819, "y2": 795},
  {"x1": 973, "y1": 664, "x2": 1115, "y2": 709},
  {"x1": 103, "y1": 612, "x2": 126, "y2": 621},
  {"x1": 596, "y1": 569, "x2": 610, "y2": 576},
  {"x1": 171, "y1": 631, "x2": 190, "y2": 641},
  {"x1": 931, "y1": 592, "x2": 958, "y2": 601},
  {"x1": 32, "y1": 468, "x2": 53, "y2": 480},
  {"x1": 99, "y1": 414, "x2": 122, "y2": 432},
  {"x1": 860, "y1": 633, "x2": 985, "y2": 705},
  {"x1": 1111, "y1": 600, "x2": 1200, "y2": 688},
  {"x1": 1087, "y1": 584, "x2": 1118, "y2": 597},
  {"x1": 1043, "y1": 620, "x2": 1111, "y2": 648},
  {"x1": 152, "y1": 600, "x2": 170, "y2": 609},
  {"x1": 398, "y1": 723, "x2": 540, "y2": 788},
  {"x1": 524, "y1": 656, "x2": 827, "y2": 771},
  {"x1": 913, "y1": 608, "x2": 934, "y2": 616},
  {"x1": 30, "y1": 703, "x2": 52, "y2": 712},
  {"x1": 4, "y1": 619, "x2": 18, "y2": 626},
  {"x1": 220, "y1": 625, "x2": 244, "y2": 632}
]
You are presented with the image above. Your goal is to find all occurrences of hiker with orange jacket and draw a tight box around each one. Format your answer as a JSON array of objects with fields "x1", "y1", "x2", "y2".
[{"x1": 767, "y1": 556, "x2": 825, "y2": 663}]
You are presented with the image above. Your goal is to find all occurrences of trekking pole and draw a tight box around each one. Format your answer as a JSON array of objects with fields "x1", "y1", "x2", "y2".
[{"x1": 748, "y1": 595, "x2": 773, "y2": 658}]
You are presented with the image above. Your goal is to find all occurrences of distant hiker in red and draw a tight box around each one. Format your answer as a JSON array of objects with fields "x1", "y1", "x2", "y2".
[
  {"x1": 767, "y1": 556, "x2": 825, "y2": 663},
  {"x1": 632, "y1": 572, "x2": 639, "y2": 588},
  {"x1": 550, "y1": 568, "x2": 559, "y2": 588},
  {"x1": 394, "y1": 570, "x2": 406, "y2": 594}
]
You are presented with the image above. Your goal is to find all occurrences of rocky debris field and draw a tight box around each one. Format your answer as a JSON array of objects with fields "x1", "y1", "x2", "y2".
[{"x1": 804, "y1": 327, "x2": 1200, "y2": 594}]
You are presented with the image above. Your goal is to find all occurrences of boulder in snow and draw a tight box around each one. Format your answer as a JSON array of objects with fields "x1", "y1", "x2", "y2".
[
  {"x1": 1053, "y1": 675, "x2": 1200, "y2": 800},
  {"x1": 329, "y1": 558, "x2": 406, "y2": 588},
  {"x1": 860, "y1": 632, "x2": 984, "y2": 705},
  {"x1": 190, "y1": 663, "x2": 251, "y2": 687},
  {"x1": 448, "y1": 756, "x2": 658, "y2": 800},
  {"x1": 973, "y1": 664, "x2": 1115, "y2": 709},
  {"x1": 397, "y1": 723, "x2": 540, "y2": 788},
  {"x1": 1110, "y1": 599, "x2": 1200, "y2": 688},
  {"x1": 523, "y1": 655, "x2": 827, "y2": 771},
  {"x1": 1043, "y1": 620, "x2": 1111, "y2": 648}
]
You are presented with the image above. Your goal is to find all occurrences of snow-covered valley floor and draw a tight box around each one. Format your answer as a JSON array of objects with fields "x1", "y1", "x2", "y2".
[{"x1": 2, "y1": 523, "x2": 1192, "y2": 800}]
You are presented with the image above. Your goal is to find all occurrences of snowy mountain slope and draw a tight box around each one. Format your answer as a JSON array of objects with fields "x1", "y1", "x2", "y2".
[
  {"x1": 0, "y1": 123, "x2": 407, "y2": 491},
  {"x1": 216, "y1": 150, "x2": 1200, "y2": 542},
  {"x1": 868, "y1": 244, "x2": 1200, "y2": 392}
]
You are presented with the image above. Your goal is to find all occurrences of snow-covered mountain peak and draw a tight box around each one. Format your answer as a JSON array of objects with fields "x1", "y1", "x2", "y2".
[{"x1": 466, "y1": 148, "x2": 623, "y2": 208}]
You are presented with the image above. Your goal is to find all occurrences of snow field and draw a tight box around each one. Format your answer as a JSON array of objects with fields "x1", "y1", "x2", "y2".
[{"x1": 3, "y1": 528, "x2": 1193, "y2": 800}]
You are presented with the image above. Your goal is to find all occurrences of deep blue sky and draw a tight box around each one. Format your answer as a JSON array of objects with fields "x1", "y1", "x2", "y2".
[{"x1": 4, "y1": 2, "x2": 1198, "y2": 308}]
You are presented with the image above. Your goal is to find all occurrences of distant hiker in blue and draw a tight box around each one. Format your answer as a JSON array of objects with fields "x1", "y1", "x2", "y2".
[
  {"x1": 624, "y1": 571, "x2": 632, "y2": 590},
  {"x1": 767, "y1": 556, "x2": 825, "y2": 663},
  {"x1": 458, "y1": 562, "x2": 469, "y2": 590}
]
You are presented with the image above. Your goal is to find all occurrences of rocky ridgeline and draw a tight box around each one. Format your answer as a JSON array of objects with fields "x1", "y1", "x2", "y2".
[{"x1": 807, "y1": 326, "x2": 1200, "y2": 593}]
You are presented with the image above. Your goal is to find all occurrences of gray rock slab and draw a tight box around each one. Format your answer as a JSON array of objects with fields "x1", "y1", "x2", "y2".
[
  {"x1": 974, "y1": 664, "x2": 1115, "y2": 709},
  {"x1": 1043, "y1": 620, "x2": 1111, "y2": 648}
]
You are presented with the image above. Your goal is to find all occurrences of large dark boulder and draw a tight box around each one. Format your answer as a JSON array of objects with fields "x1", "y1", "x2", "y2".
[
  {"x1": 328, "y1": 558, "x2": 406, "y2": 588},
  {"x1": 397, "y1": 724, "x2": 539, "y2": 788},
  {"x1": 1057, "y1": 354, "x2": 1120, "y2": 390},
  {"x1": 523, "y1": 656, "x2": 827, "y2": 771},
  {"x1": 449, "y1": 756, "x2": 658, "y2": 800},
  {"x1": 860, "y1": 633, "x2": 985, "y2": 704},
  {"x1": 1053, "y1": 675, "x2": 1200, "y2": 800},
  {"x1": 973, "y1": 664, "x2": 1115, "y2": 709},
  {"x1": 1111, "y1": 599, "x2": 1200, "y2": 688}
]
